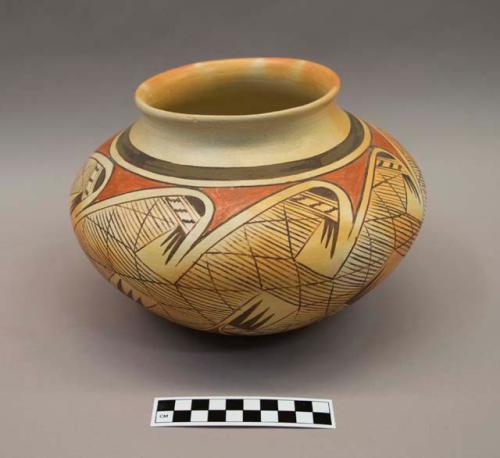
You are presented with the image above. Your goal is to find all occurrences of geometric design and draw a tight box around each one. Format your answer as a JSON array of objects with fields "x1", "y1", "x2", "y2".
[
  {"x1": 380, "y1": 130, "x2": 427, "y2": 214},
  {"x1": 174, "y1": 182, "x2": 348, "y2": 334},
  {"x1": 310, "y1": 150, "x2": 423, "y2": 316},
  {"x1": 151, "y1": 396, "x2": 335, "y2": 428},
  {"x1": 109, "y1": 274, "x2": 158, "y2": 308},
  {"x1": 71, "y1": 123, "x2": 426, "y2": 335},
  {"x1": 333, "y1": 150, "x2": 425, "y2": 308},
  {"x1": 216, "y1": 292, "x2": 298, "y2": 334},
  {"x1": 70, "y1": 153, "x2": 113, "y2": 215}
]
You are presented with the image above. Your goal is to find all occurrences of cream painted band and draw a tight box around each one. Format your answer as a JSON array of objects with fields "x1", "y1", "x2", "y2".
[{"x1": 109, "y1": 116, "x2": 371, "y2": 187}]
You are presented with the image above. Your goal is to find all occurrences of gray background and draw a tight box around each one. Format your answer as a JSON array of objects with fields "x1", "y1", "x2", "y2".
[{"x1": 1, "y1": 0, "x2": 499, "y2": 456}]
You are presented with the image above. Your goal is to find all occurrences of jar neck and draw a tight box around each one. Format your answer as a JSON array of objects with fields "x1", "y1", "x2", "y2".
[{"x1": 128, "y1": 100, "x2": 351, "y2": 168}]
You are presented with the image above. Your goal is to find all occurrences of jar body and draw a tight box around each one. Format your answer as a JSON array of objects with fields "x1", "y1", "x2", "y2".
[{"x1": 70, "y1": 114, "x2": 426, "y2": 335}]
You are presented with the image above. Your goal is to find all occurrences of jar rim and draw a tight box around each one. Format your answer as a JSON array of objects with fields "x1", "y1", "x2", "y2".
[{"x1": 135, "y1": 57, "x2": 340, "y2": 122}]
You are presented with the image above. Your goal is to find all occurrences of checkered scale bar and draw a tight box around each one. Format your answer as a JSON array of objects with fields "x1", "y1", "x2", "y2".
[{"x1": 151, "y1": 396, "x2": 335, "y2": 429}]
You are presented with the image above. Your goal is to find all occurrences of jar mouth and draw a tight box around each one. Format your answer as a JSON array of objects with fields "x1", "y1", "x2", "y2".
[{"x1": 135, "y1": 57, "x2": 340, "y2": 120}]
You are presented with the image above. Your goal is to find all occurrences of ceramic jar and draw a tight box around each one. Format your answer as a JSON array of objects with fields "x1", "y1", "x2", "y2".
[{"x1": 70, "y1": 58, "x2": 426, "y2": 335}]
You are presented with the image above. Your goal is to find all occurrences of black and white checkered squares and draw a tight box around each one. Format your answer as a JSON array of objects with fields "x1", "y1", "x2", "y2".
[{"x1": 151, "y1": 397, "x2": 335, "y2": 428}]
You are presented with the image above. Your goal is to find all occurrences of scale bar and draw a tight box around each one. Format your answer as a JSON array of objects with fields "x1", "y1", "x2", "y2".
[{"x1": 151, "y1": 396, "x2": 335, "y2": 429}]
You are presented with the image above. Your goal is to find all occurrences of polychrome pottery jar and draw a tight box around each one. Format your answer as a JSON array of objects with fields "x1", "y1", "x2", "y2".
[{"x1": 70, "y1": 58, "x2": 426, "y2": 335}]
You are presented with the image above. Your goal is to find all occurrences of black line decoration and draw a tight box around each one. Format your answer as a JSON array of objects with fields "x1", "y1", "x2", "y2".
[{"x1": 116, "y1": 113, "x2": 364, "y2": 180}]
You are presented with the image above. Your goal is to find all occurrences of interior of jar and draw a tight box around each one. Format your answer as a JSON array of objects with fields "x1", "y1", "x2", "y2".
[{"x1": 136, "y1": 58, "x2": 338, "y2": 116}]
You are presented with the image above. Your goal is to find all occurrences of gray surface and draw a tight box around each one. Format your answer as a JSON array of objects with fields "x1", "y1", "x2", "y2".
[{"x1": 1, "y1": 0, "x2": 499, "y2": 456}]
